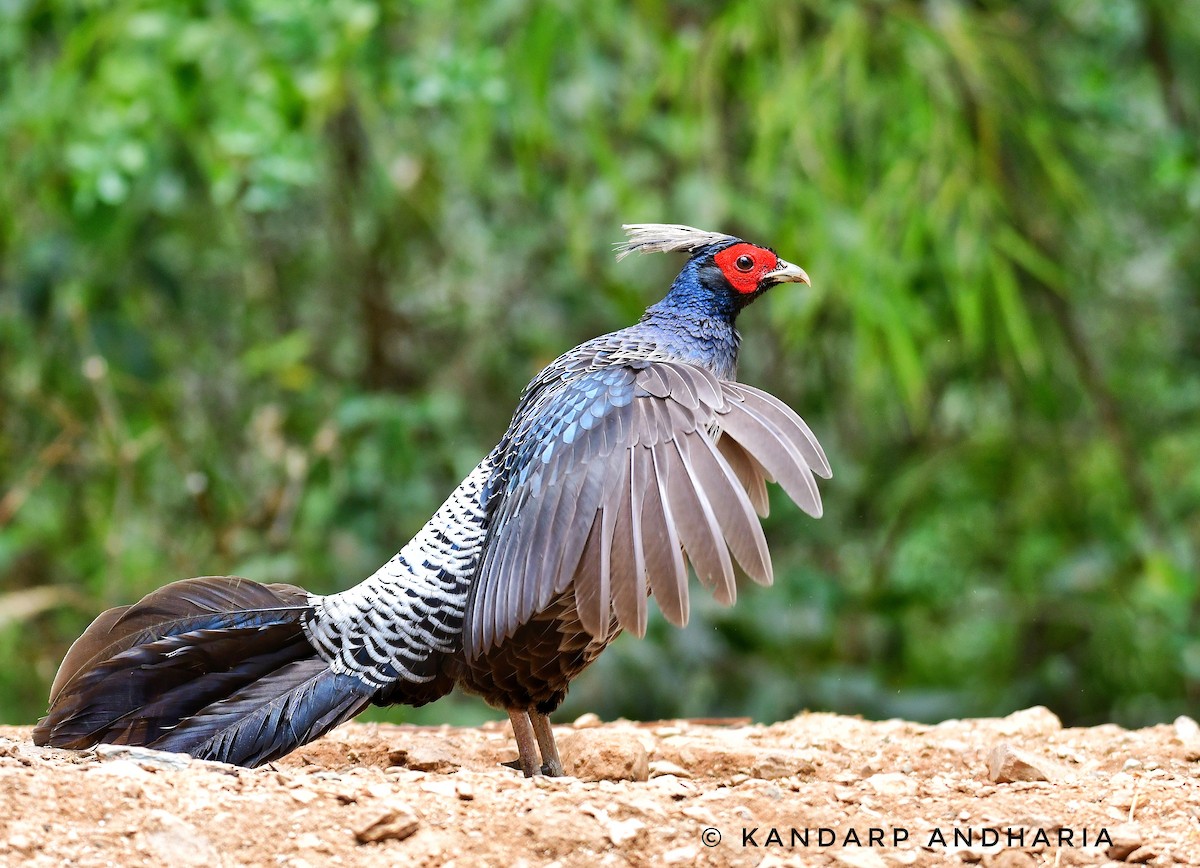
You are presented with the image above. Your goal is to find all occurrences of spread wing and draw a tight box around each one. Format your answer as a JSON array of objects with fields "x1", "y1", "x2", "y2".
[{"x1": 464, "y1": 359, "x2": 830, "y2": 659}]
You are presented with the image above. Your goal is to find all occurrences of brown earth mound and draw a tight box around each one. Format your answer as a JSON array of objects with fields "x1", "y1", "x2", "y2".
[{"x1": 1, "y1": 708, "x2": 1197, "y2": 866}]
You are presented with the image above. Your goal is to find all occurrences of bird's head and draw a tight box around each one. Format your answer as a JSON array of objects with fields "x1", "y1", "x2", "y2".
[{"x1": 617, "y1": 224, "x2": 810, "y2": 321}]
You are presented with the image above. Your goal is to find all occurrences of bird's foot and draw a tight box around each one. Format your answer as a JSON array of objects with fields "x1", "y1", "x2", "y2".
[
  {"x1": 530, "y1": 711, "x2": 565, "y2": 777},
  {"x1": 500, "y1": 757, "x2": 559, "y2": 776}
]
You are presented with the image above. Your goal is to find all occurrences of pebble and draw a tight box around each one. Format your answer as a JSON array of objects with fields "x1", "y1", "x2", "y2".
[
  {"x1": 985, "y1": 743, "x2": 1071, "y2": 783},
  {"x1": 650, "y1": 775, "x2": 696, "y2": 800},
  {"x1": 679, "y1": 805, "x2": 718, "y2": 825},
  {"x1": 580, "y1": 802, "x2": 646, "y2": 845},
  {"x1": 94, "y1": 744, "x2": 196, "y2": 771},
  {"x1": 1173, "y1": 715, "x2": 1200, "y2": 759},
  {"x1": 1105, "y1": 824, "x2": 1144, "y2": 860},
  {"x1": 1173, "y1": 715, "x2": 1200, "y2": 741},
  {"x1": 533, "y1": 773, "x2": 574, "y2": 789},
  {"x1": 354, "y1": 805, "x2": 420, "y2": 844},
  {"x1": 864, "y1": 772, "x2": 918, "y2": 796},
  {"x1": 1125, "y1": 845, "x2": 1161, "y2": 863},
  {"x1": 996, "y1": 706, "x2": 1062, "y2": 736},
  {"x1": 294, "y1": 832, "x2": 326, "y2": 851},
  {"x1": 605, "y1": 816, "x2": 645, "y2": 845},
  {"x1": 365, "y1": 782, "x2": 394, "y2": 799},
  {"x1": 662, "y1": 845, "x2": 698, "y2": 864},
  {"x1": 751, "y1": 753, "x2": 814, "y2": 780},
  {"x1": 557, "y1": 730, "x2": 649, "y2": 782},
  {"x1": 419, "y1": 778, "x2": 459, "y2": 797},
  {"x1": 648, "y1": 760, "x2": 690, "y2": 779},
  {"x1": 388, "y1": 746, "x2": 458, "y2": 773}
]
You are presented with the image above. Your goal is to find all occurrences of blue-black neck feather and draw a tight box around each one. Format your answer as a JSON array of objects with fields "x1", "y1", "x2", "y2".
[{"x1": 637, "y1": 244, "x2": 748, "y2": 378}]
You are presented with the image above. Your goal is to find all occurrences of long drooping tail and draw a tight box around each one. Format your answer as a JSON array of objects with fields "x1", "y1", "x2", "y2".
[
  {"x1": 32, "y1": 576, "x2": 375, "y2": 767},
  {"x1": 34, "y1": 458, "x2": 494, "y2": 767}
]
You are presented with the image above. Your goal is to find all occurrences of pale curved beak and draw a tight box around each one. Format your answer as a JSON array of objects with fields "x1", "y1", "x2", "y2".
[{"x1": 763, "y1": 258, "x2": 811, "y2": 286}]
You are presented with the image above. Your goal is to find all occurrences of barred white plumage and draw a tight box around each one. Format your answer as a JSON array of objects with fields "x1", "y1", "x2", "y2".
[{"x1": 303, "y1": 458, "x2": 493, "y2": 689}]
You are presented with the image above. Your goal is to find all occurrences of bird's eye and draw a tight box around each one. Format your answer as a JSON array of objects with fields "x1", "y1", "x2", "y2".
[{"x1": 735, "y1": 254, "x2": 755, "y2": 272}]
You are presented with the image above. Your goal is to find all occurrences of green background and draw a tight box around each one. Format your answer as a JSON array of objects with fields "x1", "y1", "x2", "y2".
[{"x1": 2, "y1": 0, "x2": 1198, "y2": 729}]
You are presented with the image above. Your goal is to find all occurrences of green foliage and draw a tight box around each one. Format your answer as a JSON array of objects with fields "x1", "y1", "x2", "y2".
[{"x1": 1, "y1": 0, "x2": 1197, "y2": 728}]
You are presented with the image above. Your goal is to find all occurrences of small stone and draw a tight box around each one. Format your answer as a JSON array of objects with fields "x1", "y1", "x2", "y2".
[
  {"x1": 418, "y1": 779, "x2": 458, "y2": 797},
  {"x1": 996, "y1": 706, "x2": 1062, "y2": 736},
  {"x1": 605, "y1": 816, "x2": 645, "y2": 845},
  {"x1": 94, "y1": 744, "x2": 195, "y2": 771},
  {"x1": 572, "y1": 712, "x2": 602, "y2": 729},
  {"x1": 290, "y1": 788, "x2": 318, "y2": 804},
  {"x1": 1173, "y1": 715, "x2": 1200, "y2": 741},
  {"x1": 295, "y1": 833, "x2": 325, "y2": 850},
  {"x1": 864, "y1": 772, "x2": 918, "y2": 796},
  {"x1": 750, "y1": 753, "x2": 813, "y2": 780},
  {"x1": 648, "y1": 760, "x2": 691, "y2": 779},
  {"x1": 652, "y1": 775, "x2": 697, "y2": 799},
  {"x1": 456, "y1": 780, "x2": 475, "y2": 801},
  {"x1": 365, "y1": 782, "x2": 394, "y2": 799},
  {"x1": 833, "y1": 785, "x2": 858, "y2": 803},
  {"x1": 679, "y1": 806, "x2": 718, "y2": 825},
  {"x1": 1125, "y1": 845, "x2": 1160, "y2": 863},
  {"x1": 663, "y1": 845, "x2": 699, "y2": 864},
  {"x1": 1105, "y1": 825, "x2": 1144, "y2": 861},
  {"x1": 986, "y1": 743, "x2": 1071, "y2": 783},
  {"x1": 387, "y1": 746, "x2": 458, "y2": 773},
  {"x1": 1109, "y1": 789, "x2": 1136, "y2": 810},
  {"x1": 557, "y1": 730, "x2": 649, "y2": 782},
  {"x1": 1173, "y1": 716, "x2": 1200, "y2": 759},
  {"x1": 580, "y1": 803, "x2": 646, "y2": 845},
  {"x1": 355, "y1": 805, "x2": 420, "y2": 844}
]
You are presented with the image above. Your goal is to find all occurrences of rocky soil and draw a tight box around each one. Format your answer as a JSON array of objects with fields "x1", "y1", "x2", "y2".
[{"x1": 1, "y1": 708, "x2": 1198, "y2": 867}]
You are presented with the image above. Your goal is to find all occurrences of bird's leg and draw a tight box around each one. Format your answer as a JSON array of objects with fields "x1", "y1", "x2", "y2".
[
  {"x1": 507, "y1": 709, "x2": 541, "y2": 777},
  {"x1": 530, "y1": 711, "x2": 564, "y2": 777}
]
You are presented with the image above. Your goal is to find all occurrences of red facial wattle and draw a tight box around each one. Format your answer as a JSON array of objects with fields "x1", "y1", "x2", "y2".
[{"x1": 713, "y1": 243, "x2": 780, "y2": 294}]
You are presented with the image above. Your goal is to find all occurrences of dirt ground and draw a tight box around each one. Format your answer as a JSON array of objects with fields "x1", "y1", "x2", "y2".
[{"x1": 1, "y1": 707, "x2": 1197, "y2": 867}]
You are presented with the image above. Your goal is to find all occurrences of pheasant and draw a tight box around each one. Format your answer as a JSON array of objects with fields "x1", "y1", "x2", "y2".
[{"x1": 33, "y1": 224, "x2": 830, "y2": 777}]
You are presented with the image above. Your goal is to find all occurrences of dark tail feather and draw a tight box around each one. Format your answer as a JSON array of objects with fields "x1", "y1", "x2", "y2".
[
  {"x1": 33, "y1": 576, "x2": 370, "y2": 767},
  {"x1": 147, "y1": 659, "x2": 373, "y2": 767},
  {"x1": 46, "y1": 575, "x2": 310, "y2": 707}
]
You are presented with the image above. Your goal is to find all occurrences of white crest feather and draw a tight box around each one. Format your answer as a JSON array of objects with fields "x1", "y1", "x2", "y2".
[{"x1": 614, "y1": 224, "x2": 739, "y2": 261}]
